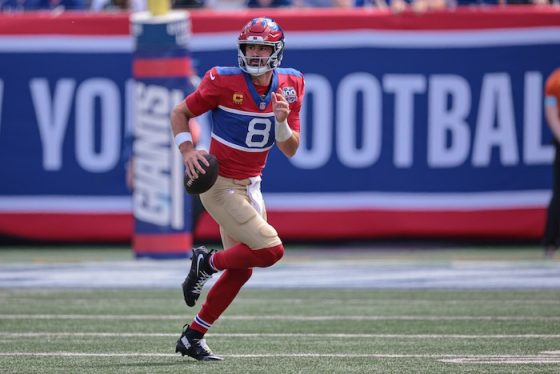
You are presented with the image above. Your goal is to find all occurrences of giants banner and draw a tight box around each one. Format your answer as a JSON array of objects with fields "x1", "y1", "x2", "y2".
[{"x1": 0, "y1": 8, "x2": 559, "y2": 242}]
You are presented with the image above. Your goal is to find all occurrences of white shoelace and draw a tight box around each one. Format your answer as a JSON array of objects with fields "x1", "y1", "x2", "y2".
[{"x1": 192, "y1": 271, "x2": 213, "y2": 295}]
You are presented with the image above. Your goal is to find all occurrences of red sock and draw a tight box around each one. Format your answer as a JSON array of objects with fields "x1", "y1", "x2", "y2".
[
  {"x1": 212, "y1": 243, "x2": 284, "y2": 270},
  {"x1": 191, "y1": 268, "x2": 253, "y2": 333}
]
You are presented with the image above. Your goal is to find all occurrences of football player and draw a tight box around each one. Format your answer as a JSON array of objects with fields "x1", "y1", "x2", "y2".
[{"x1": 170, "y1": 16, "x2": 304, "y2": 361}]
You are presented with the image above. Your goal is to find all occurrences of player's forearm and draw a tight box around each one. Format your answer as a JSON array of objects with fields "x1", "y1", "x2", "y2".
[
  {"x1": 170, "y1": 102, "x2": 196, "y2": 156},
  {"x1": 170, "y1": 103, "x2": 193, "y2": 136},
  {"x1": 277, "y1": 131, "x2": 300, "y2": 158}
]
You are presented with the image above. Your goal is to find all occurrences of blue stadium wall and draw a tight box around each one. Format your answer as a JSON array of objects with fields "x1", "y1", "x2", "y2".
[{"x1": 0, "y1": 7, "x2": 560, "y2": 242}]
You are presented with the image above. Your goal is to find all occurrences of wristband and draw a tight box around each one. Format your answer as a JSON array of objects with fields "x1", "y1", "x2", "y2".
[
  {"x1": 275, "y1": 119, "x2": 293, "y2": 142},
  {"x1": 545, "y1": 96, "x2": 557, "y2": 107},
  {"x1": 174, "y1": 132, "x2": 193, "y2": 147}
]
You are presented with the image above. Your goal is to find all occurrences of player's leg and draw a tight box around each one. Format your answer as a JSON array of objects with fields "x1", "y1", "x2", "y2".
[
  {"x1": 187, "y1": 268, "x2": 253, "y2": 333},
  {"x1": 219, "y1": 225, "x2": 237, "y2": 250},
  {"x1": 186, "y1": 227, "x2": 253, "y2": 334},
  {"x1": 183, "y1": 176, "x2": 283, "y2": 307},
  {"x1": 176, "y1": 263, "x2": 253, "y2": 362},
  {"x1": 177, "y1": 176, "x2": 284, "y2": 361}
]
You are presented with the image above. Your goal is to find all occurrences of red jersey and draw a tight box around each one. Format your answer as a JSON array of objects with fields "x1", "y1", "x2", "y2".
[{"x1": 186, "y1": 66, "x2": 305, "y2": 179}]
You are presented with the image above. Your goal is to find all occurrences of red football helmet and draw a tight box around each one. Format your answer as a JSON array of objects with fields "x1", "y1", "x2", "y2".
[{"x1": 237, "y1": 17, "x2": 285, "y2": 76}]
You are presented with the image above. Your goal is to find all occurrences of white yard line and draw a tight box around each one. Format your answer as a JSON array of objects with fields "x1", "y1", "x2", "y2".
[
  {"x1": 0, "y1": 352, "x2": 559, "y2": 364},
  {"x1": 1, "y1": 314, "x2": 559, "y2": 321},
  {"x1": 1, "y1": 332, "x2": 560, "y2": 339},
  {"x1": 233, "y1": 298, "x2": 560, "y2": 305},
  {"x1": 440, "y1": 357, "x2": 560, "y2": 364}
]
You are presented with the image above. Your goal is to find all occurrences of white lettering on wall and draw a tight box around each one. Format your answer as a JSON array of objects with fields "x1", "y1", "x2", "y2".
[
  {"x1": 31, "y1": 78, "x2": 124, "y2": 172},
  {"x1": 523, "y1": 71, "x2": 552, "y2": 164},
  {"x1": 134, "y1": 82, "x2": 184, "y2": 229},
  {"x1": 75, "y1": 78, "x2": 121, "y2": 172},
  {"x1": 384, "y1": 75, "x2": 426, "y2": 168},
  {"x1": 291, "y1": 71, "x2": 546, "y2": 170},
  {"x1": 472, "y1": 73, "x2": 519, "y2": 167},
  {"x1": 337, "y1": 72, "x2": 382, "y2": 168},
  {"x1": 428, "y1": 75, "x2": 471, "y2": 168},
  {"x1": 31, "y1": 78, "x2": 75, "y2": 171}
]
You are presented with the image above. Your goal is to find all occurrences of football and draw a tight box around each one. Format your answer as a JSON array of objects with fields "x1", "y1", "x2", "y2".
[{"x1": 183, "y1": 153, "x2": 219, "y2": 195}]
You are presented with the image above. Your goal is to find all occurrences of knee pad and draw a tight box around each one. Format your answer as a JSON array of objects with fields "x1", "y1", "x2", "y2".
[{"x1": 256, "y1": 244, "x2": 284, "y2": 267}]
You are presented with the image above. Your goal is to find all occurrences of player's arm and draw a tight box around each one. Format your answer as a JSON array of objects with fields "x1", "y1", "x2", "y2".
[
  {"x1": 272, "y1": 91, "x2": 300, "y2": 158},
  {"x1": 171, "y1": 68, "x2": 221, "y2": 177},
  {"x1": 545, "y1": 96, "x2": 560, "y2": 143},
  {"x1": 170, "y1": 100, "x2": 209, "y2": 178}
]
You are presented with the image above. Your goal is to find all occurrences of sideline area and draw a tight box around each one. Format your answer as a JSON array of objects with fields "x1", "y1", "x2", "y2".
[{"x1": 0, "y1": 246, "x2": 558, "y2": 289}]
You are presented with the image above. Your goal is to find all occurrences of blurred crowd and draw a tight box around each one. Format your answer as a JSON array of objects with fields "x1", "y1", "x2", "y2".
[{"x1": 0, "y1": 0, "x2": 557, "y2": 13}]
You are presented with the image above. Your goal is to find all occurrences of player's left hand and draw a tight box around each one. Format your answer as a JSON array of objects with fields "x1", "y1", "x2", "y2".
[{"x1": 272, "y1": 91, "x2": 290, "y2": 123}]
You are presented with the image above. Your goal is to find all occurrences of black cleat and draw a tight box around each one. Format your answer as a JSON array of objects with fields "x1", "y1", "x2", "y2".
[
  {"x1": 175, "y1": 325, "x2": 223, "y2": 361},
  {"x1": 182, "y1": 246, "x2": 217, "y2": 307}
]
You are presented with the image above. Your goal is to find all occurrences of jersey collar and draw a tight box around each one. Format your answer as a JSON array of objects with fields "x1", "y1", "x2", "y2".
[{"x1": 243, "y1": 70, "x2": 278, "y2": 112}]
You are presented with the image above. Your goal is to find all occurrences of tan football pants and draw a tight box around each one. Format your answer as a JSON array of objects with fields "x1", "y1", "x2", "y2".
[{"x1": 199, "y1": 175, "x2": 282, "y2": 250}]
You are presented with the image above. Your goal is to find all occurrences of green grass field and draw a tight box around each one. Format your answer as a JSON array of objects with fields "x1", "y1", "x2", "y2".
[{"x1": 0, "y1": 246, "x2": 559, "y2": 373}]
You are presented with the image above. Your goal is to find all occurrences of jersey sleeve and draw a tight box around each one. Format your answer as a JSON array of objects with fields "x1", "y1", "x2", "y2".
[
  {"x1": 287, "y1": 75, "x2": 305, "y2": 133},
  {"x1": 185, "y1": 67, "x2": 222, "y2": 116}
]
